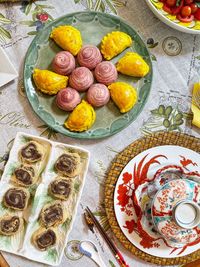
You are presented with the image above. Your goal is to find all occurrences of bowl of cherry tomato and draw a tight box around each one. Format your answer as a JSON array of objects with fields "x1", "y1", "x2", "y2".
[{"x1": 145, "y1": 0, "x2": 200, "y2": 34}]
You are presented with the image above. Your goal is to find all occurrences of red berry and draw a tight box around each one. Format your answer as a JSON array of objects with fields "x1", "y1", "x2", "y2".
[
  {"x1": 181, "y1": 5, "x2": 192, "y2": 17},
  {"x1": 37, "y1": 13, "x2": 49, "y2": 22},
  {"x1": 190, "y1": 3, "x2": 198, "y2": 13}
]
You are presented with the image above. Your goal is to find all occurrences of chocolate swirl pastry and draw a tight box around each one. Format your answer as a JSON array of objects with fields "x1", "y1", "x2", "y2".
[
  {"x1": 54, "y1": 152, "x2": 81, "y2": 177},
  {"x1": 0, "y1": 215, "x2": 23, "y2": 236},
  {"x1": 48, "y1": 177, "x2": 72, "y2": 200},
  {"x1": 20, "y1": 141, "x2": 44, "y2": 163},
  {"x1": 3, "y1": 187, "x2": 30, "y2": 210},
  {"x1": 12, "y1": 165, "x2": 35, "y2": 187},
  {"x1": 32, "y1": 228, "x2": 57, "y2": 251},
  {"x1": 40, "y1": 201, "x2": 66, "y2": 228}
]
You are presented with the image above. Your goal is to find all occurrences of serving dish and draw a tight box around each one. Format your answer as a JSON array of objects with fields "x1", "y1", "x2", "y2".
[
  {"x1": 0, "y1": 132, "x2": 90, "y2": 265},
  {"x1": 114, "y1": 145, "x2": 200, "y2": 258},
  {"x1": 145, "y1": 0, "x2": 200, "y2": 34},
  {"x1": 24, "y1": 11, "x2": 153, "y2": 139},
  {"x1": 0, "y1": 47, "x2": 18, "y2": 88}
]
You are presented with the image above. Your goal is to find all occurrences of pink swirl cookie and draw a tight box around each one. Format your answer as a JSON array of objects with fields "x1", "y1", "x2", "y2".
[
  {"x1": 69, "y1": 67, "x2": 94, "y2": 92},
  {"x1": 77, "y1": 45, "x2": 102, "y2": 70},
  {"x1": 87, "y1": 83, "x2": 110, "y2": 107},
  {"x1": 95, "y1": 61, "x2": 118, "y2": 85},
  {"x1": 52, "y1": 51, "x2": 75, "y2": 76},
  {"x1": 56, "y1": 87, "x2": 81, "y2": 111}
]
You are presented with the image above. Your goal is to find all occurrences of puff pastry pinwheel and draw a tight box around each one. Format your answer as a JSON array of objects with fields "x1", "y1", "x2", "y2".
[
  {"x1": 64, "y1": 100, "x2": 96, "y2": 132},
  {"x1": 54, "y1": 153, "x2": 81, "y2": 178},
  {"x1": 116, "y1": 52, "x2": 150, "y2": 77},
  {"x1": 39, "y1": 201, "x2": 66, "y2": 228},
  {"x1": 108, "y1": 82, "x2": 137, "y2": 113},
  {"x1": 3, "y1": 187, "x2": 30, "y2": 211},
  {"x1": 0, "y1": 215, "x2": 23, "y2": 236},
  {"x1": 19, "y1": 141, "x2": 44, "y2": 163},
  {"x1": 50, "y1": 25, "x2": 82, "y2": 56},
  {"x1": 33, "y1": 69, "x2": 68, "y2": 95},
  {"x1": 101, "y1": 31, "x2": 132, "y2": 60},
  {"x1": 12, "y1": 165, "x2": 36, "y2": 187},
  {"x1": 48, "y1": 177, "x2": 72, "y2": 200},
  {"x1": 32, "y1": 227, "x2": 57, "y2": 250}
]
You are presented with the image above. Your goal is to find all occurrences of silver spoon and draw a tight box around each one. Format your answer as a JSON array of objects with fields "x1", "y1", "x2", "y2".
[{"x1": 79, "y1": 241, "x2": 107, "y2": 267}]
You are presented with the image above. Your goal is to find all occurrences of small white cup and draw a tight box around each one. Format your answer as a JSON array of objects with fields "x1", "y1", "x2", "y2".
[{"x1": 173, "y1": 200, "x2": 200, "y2": 229}]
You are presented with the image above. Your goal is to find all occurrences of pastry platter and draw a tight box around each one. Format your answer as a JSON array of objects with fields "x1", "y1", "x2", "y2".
[
  {"x1": 0, "y1": 132, "x2": 90, "y2": 266},
  {"x1": 24, "y1": 11, "x2": 153, "y2": 139},
  {"x1": 114, "y1": 145, "x2": 200, "y2": 259}
]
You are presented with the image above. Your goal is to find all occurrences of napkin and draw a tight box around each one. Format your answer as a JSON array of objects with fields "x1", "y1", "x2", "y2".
[{"x1": 191, "y1": 83, "x2": 200, "y2": 128}]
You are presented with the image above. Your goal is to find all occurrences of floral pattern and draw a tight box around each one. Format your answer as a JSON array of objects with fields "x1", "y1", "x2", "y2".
[
  {"x1": 115, "y1": 146, "x2": 200, "y2": 258},
  {"x1": 20, "y1": 0, "x2": 54, "y2": 35}
]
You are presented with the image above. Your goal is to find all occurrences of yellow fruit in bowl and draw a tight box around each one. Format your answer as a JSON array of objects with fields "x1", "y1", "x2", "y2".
[
  {"x1": 108, "y1": 82, "x2": 137, "y2": 113},
  {"x1": 64, "y1": 100, "x2": 96, "y2": 132},
  {"x1": 101, "y1": 31, "x2": 132, "y2": 60},
  {"x1": 33, "y1": 69, "x2": 68, "y2": 95},
  {"x1": 116, "y1": 52, "x2": 149, "y2": 77},
  {"x1": 50, "y1": 25, "x2": 82, "y2": 56}
]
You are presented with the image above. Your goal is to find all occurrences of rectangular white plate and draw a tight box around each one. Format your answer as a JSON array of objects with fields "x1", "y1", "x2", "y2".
[{"x1": 0, "y1": 132, "x2": 90, "y2": 265}]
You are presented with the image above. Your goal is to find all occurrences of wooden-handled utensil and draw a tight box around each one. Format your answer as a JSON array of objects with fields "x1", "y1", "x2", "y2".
[
  {"x1": 85, "y1": 207, "x2": 130, "y2": 267},
  {"x1": 0, "y1": 252, "x2": 10, "y2": 267}
]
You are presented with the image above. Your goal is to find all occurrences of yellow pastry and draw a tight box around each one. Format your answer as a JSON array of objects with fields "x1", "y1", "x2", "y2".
[
  {"x1": 50, "y1": 25, "x2": 82, "y2": 56},
  {"x1": 117, "y1": 52, "x2": 149, "y2": 77},
  {"x1": 101, "y1": 31, "x2": 132, "y2": 60},
  {"x1": 33, "y1": 69, "x2": 68, "y2": 95},
  {"x1": 65, "y1": 100, "x2": 96, "y2": 132},
  {"x1": 108, "y1": 82, "x2": 137, "y2": 113}
]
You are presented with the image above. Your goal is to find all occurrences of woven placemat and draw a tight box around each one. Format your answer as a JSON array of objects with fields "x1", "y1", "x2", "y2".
[{"x1": 105, "y1": 131, "x2": 200, "y2": 266}]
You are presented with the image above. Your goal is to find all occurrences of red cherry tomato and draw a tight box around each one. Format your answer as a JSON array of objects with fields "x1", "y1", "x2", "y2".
[
  {"x1": 181, "y1": 5, "x2": 192, "y2": 17},
  {"x1": 185, "y1": 0, "x2": 193, "y2": 4},
  {"x1": 190, "y1": 3, "x2": 198, "y2": 13},
  {"x1": 194, "y1": 8, "x2": 200, "y2": 20},
  {"x1": 166, "y1": 0, "x2": 176, "y2": 6},
  {"x1": 163, "y1": 4, "x2": 173, "y2": 14},
  {"x1": 171, "y1": 0, "x2": 184, "y2": 15},
  {"x1": 177, "y1": 13, "x2": 194, "y2": 22}
]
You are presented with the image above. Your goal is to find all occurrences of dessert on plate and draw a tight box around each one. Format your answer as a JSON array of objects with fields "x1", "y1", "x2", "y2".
[
  {"x1": 77, "y1": 45, "x2": 102, "y2": 70},
  {"x1": 87, "y1": 83, "x2": 110, "y2": 107},
  {"x1": 32, "y1": 227, "x2": 57, "y2": 250},
  {"x1": 95, "y1": 61, "x2": 118, "y2": 85},
  {"x1": 50, "y1": 25, "x2": 82, "y2": 56},
  {"x1": 39, "y1": 201, "x2": 66, "y2": 228},
  {"x1": 108, "y1": 82, "x2": 138, "y2": 113},
  {"x1": 64, "y1": 100, "x2": 96, "y2": 132},
  {"x1": 54, "y1": 152, "x2": 81, "y2": 178},
  {"x1": 48, "y1": 177, "x2": 72, "y2": 200},
  {"x1": 52, "y1": 51, "x2": 75, "y2": 76},
  {"x1": 3, "y1": 187, "x2": 30, "y2": 211},
  {"x1": 69, "y1": 67, "x2": 94, "y2": 92},
  {"x1": 117, "y1": 52, "x2": 150, "y2": 77},
  {"x1": 0, "y1": 215, "x2": 23, "y2": 236},
  {"x1": 101, "y1": 31, "x2": 132, "y2": 60},
  {"x1": 33, "y1": 69, "x2": 68, "y2": 95},
  {"x1": 56, "y1": 87, "x2": 81, "y2": 111}
]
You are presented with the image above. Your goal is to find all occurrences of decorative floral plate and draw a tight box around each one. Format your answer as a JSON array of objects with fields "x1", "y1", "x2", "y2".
[
  {"x1": 145, "y1": 0, "x2": 200, "y2": 34},
  {"x1": 24, "y1": 11, "x2": 152, "y2": 139},
  {"x1": 152, "y1": 179, "x2": 200, "y2": 246},
  {"x1": 114, "y1": 145, "x2": 200, "y2": 258}
]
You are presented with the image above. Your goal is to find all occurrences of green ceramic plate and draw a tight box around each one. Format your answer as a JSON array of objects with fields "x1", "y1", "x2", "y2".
[{"x1": 24, "y1": 11, "x2": 153, "y2": 139}]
